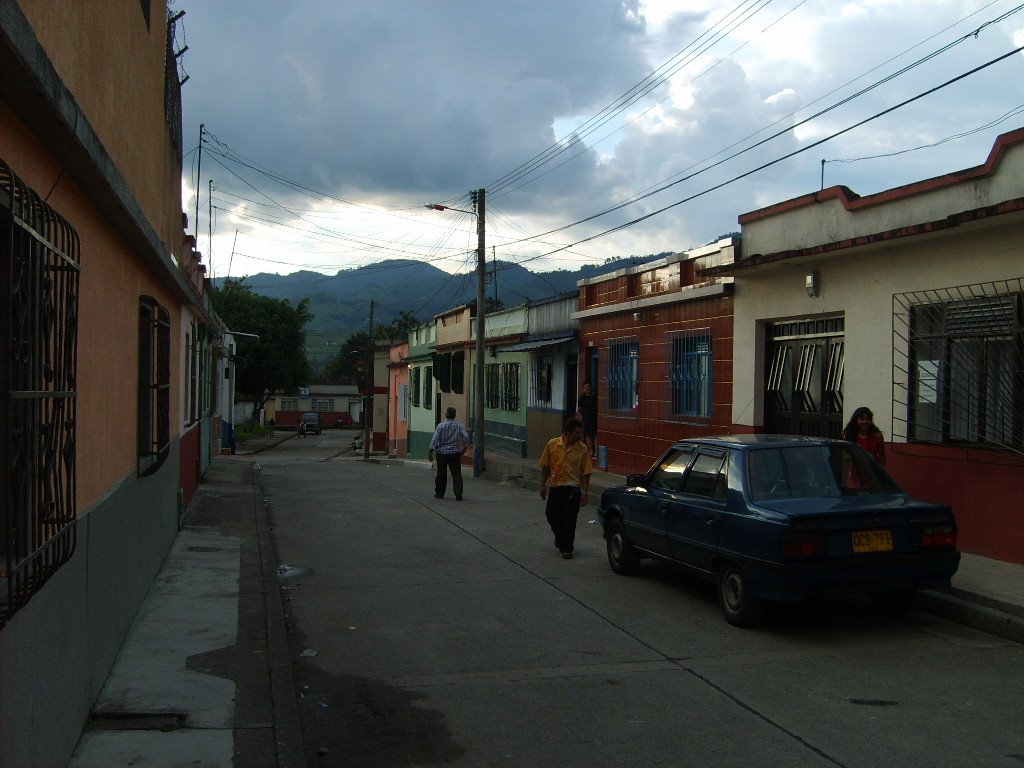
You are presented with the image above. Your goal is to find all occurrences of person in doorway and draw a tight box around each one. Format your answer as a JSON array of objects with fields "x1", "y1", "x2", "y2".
[
  {"x1": 842, "y1": 406, "x2": 886, "y2": 467},
  {"x1": 428, "y1": 407, "x2": 471, "y2": 500},
  {"x1": 576, "y1": 381, "x2": 598, "y2": 458},
  {"x1": 268, "y1": 417, "x2": 275, "y2": 436},
  {"x1": 538, "y1": 418, "x2": 594, "y2": 559}
]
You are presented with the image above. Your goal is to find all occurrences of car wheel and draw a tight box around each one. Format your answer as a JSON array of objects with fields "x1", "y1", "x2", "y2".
[
  {"x1": 717, "y1": 562, "x2": 766, "y2": 627},
  {"x1": 607, "y1": 518, "x2": 641, "y2": 575}
]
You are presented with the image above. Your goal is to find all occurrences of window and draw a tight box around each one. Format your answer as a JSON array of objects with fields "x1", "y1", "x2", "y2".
[
  {"x1": 680, "y1": 451, "x2": 727, "y2": 500},
  {"x1": 1, "y1": 159, "x2": 80, "y2": 628},
  {"x1": 647, "y1": 447, "x2": 695, "y2": 491},
  {"x1": 502, "y1": 362, "x2": 520, "y2": 411},
  {"x1": 280, "y1": 397, "x2": 298, "y2": 411},
  {"x1": 531, "y1": 355, "x2": 553, "y2": 407},
  {"x1": 423, "y1": 365, "x2": 433, "y2": 409},
  {"x1": 607, "y1": 336, "x2": 639, "y2": 413},
  {"x1": 669, "y1": 330, "x2": 712, "y2": 422},
  {"x1": 895, "y1": 282, "x2": 1023, "y2": 454},
  {"x1": 485, "y1": 363, "x2": 500, "y2": 408},
  {"x1": 138, "y1": 296, "x2": 171, "y2": 477},
  {"x1": 411, "y1": 367, "x2": 421, "y2": 407},
  {"x1": 312, "y1": 399, "x2": 334, "y2": 412}
]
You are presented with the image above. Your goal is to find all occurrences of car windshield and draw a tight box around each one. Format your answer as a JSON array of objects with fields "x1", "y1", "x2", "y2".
[{"x1": 747, "y1": 445, "x2": 901, "y2": 501}]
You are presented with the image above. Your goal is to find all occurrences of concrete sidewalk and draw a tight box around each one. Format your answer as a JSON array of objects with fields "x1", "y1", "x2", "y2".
[{"x1": 67, "y1": 441, "x2": 1024, "y2": 768}]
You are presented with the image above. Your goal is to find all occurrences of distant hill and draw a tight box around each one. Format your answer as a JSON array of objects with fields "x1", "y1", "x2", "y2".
[{"x1": 217, "y1": 253, "x2": 674, "y2": 370}]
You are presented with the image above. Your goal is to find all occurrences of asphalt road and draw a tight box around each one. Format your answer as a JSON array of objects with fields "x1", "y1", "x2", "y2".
[{"x1": 261, "y1": 430, "x2": 1024, "y2": 768}]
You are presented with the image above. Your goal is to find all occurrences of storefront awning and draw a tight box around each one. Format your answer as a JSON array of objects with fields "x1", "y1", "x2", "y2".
[{"x1": 496, "y1": 335, "x2": 575, "y2": 353}]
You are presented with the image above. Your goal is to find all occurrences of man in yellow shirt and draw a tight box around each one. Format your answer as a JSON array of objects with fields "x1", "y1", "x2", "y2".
[{"x1": 538, "y1": 418, "x2": 594, "y2": 559}]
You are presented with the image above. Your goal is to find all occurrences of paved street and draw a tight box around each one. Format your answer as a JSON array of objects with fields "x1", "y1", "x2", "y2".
[{"x1": 262, "y1": 431, "x2": 1024, "y2": 768}]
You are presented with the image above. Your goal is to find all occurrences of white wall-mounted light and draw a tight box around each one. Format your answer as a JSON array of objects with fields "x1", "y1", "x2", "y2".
[
  {"x1": 805, "y1": 271, "x2": 820, "y2": 298},
  {"x1": 632, "y1": 311, "x2": 642, "y2": 322}
]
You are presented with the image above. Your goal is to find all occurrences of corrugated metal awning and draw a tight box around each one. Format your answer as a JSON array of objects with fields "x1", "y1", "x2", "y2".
[{"x1": 496, "y1": 335, "x2": 575, "y2": 352}]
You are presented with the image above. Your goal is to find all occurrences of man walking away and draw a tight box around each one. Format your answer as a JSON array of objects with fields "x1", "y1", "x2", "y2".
[
  {"x1": 538, "y1": 418, "x2": 594, "y2": 559},
  {"x1": 428, "y1": 407, "x2": 471, "y2": 500}
]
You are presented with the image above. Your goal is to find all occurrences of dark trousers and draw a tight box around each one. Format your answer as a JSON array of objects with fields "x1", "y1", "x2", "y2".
[
  {"x1": 434, "y1": 452, "x2": 463, "y2": 498},
  {"x1": 545, "y1": 486, "x2": 582, "y2": 553}
]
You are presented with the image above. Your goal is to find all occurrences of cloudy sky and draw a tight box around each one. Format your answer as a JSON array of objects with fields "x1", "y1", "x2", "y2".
[{"x1": 176, "y1": 0, "x2": 1024, "y2": 280}]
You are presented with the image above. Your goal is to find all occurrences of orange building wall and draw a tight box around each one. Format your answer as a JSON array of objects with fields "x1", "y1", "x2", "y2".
[
  {"x1": 18, "y1": 0, "x2": 183, "y2": 256},
  {"x1": 0, "y1": 102, "x2": 181, "y2": 509}
]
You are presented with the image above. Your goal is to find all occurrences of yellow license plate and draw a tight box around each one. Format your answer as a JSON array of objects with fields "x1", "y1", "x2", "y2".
[{"x1": 852, "y1": 529, "x2": 893, "y2": 553}]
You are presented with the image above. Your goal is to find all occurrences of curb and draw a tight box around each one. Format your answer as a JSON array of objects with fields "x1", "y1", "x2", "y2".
[
  {"x1": 916, "y1": 589, "x2": 1024, "y2": 644},
  {"x1": 253, "y1": 464, "x2": 306, "y2": 767}
]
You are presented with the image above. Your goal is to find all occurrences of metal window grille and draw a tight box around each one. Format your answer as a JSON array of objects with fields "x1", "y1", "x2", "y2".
[
  {"x1": 138, "y1": 296, "x2": 171, "y2": 476},
  {"x1": 531, "y1": 355, "x2": 553, "y2": 407},
  {"x1": 398, "y1": 384, "x2": 408, "y2": 421},
  {"x1": 502, "y1": 362, "x2": 520, "y2": 411},
  {"x1": 606, "y1": 337, "x2": 639, "y2": 413},
  {"x1": 411, "y1": 367, "x2": 420, "y2": 407},
  {"x1": 485, "y1": 364, "x2": 500, "y2": 408},
  {"x1": 280, "y1": 397, "x2": 298, "y2": 411},
  {"x1": 312, "y1": 399, "x2": 334, "y2": 412},
  {"x1": 668, "y1": 331, "x2": 712, "y2": 422},
  {"x1": 893, "y1": 279, "x2": 1023, "y2": 455},
  {"x1": 1, "y1": 160, "x2": 80, "y2": 629},
  {"x1": 423, "y1": 366, "x2": 433, "y2": 409}
]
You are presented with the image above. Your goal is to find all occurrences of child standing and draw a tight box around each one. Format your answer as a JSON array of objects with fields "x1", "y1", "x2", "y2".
[{"x1": 842, "y1": 406, "x2": 886, "y2": 467}]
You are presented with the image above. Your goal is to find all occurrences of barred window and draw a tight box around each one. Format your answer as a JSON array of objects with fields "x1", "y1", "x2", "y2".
[
  {"x1": 1, "y1": 160, "x2": 80, "y2": 628},
  {"x1": 451, "y1": 351, "x2": 465, "y2": 394},
  {"x1": 138, "y1": 296, "x2": 171, "y2": 476},
  {"x1": 485, "y1": 363, "x2": 500, "y2": 408},
  {"x1": 607, "y1": 336, "x2": 639, "y2": 413},
  {"x1": 280, "y1": 397, "x2": 298, "y2": 411},
  {"x1": 668, "y1": 330, "x2": 712, "y2": 422},
  {"x1": 398, "y1": 384, "x2": 408, "y2": 421},
  {"x1": 312, "y1": 399, "x2": 334, "y2": 412},
  {"x1": 895, "y1": 282, "x2": 1023, "y2": 454},
  {"x1": 531, "y1": 355, "x2": 553, "y2": 407},
  {"x1": 423, "y1": 365, "x2": 433, "y2": 409},
  {"x1": 502, "y1": 362, "x2": 521, "y2": 411},
  {"x1": 411, "y1": 367, "x2": 421, "y2": 407}
]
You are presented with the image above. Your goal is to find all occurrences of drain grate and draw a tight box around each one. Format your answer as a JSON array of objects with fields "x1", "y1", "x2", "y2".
[{"x1": 87, "y1": 711, "x2": 187, "y2": 731}]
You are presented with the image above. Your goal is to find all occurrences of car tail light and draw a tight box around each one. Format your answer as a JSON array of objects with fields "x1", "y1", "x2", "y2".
[
  {"x1": 781, "y1": 532, "x2": 827, "y2": 560},
  {"x1": 921, "y1": 525, "x2": 956, "y2": 549}
]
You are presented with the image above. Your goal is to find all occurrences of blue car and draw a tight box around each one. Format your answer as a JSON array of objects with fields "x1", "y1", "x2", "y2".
[{"x1": 598, "y1": 435, "x2": 960, "y2": 626}]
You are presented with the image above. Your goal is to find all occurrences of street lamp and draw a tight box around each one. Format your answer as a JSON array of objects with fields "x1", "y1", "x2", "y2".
[{"x1": 427, "y1": 191, "x2": 486, "y2": 476}]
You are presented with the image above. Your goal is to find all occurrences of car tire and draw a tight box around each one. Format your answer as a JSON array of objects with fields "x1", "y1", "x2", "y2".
[
  {"x1": 717, "y1": 562, "x2": 766, "y2": 627},
  {"x1": 607, "y1": 518, "x2": 641, "y2": 575}
]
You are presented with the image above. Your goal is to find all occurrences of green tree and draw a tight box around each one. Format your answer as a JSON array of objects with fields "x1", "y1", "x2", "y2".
[
  {"x1": 375, "y1": 309, "x2": 420, "y2": 341},
  {"x1": 323, "y1": 331, "x2": 372, "y2": 386},
  {"x1": 213, "y1": 279, "x2": 312, "y2": 419}
]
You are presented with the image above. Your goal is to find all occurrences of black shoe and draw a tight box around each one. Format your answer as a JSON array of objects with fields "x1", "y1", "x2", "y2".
[
  {"x1": 455, "y1": 495, "x2": 463, "y2": 501},
  {"x1": 561, "y1": 551, "x2": 573, "y2": 559},
  {"x1": 434, "y1": 494, "x2": 444, "y2": 499}
]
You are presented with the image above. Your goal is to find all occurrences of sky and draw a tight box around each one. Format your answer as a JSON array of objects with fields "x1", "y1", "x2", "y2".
[{"x1": 175, "y1": 0, "x2": 1024, "y2": 281}]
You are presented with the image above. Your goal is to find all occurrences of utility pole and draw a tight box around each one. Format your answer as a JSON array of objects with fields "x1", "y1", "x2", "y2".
[
  {"x1": 363, "y1": 299, "x2": 375, "y2": 460},
  {"x1": 473, "y1": 189, "x2": 485, "y2": 477},
  {"x1": 194, "y1": 123, "x2": 204, "y2": 240},
  {"x1": 207, "y1": 178, "x2": 213, "y2": 278},
  {"x1": 424, "y1": 192, "x2": 486, "y2": 476}
]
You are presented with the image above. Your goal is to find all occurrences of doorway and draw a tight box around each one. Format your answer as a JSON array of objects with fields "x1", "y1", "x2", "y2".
[{"x1": 764, "y1": 316, "x2": 845, "y2": 437}]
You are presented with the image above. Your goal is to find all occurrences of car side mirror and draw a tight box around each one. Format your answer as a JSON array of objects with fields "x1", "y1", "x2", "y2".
[{"x1": 626, "y1": 473, "x2": 645, "y2": 487}]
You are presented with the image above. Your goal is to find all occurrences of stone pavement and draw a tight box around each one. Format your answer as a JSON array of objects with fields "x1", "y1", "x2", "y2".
[{"x1": 65, "y1": 434, "x2": 1024, "y2": 767}]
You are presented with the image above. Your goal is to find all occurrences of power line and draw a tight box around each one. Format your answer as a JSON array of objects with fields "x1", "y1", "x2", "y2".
[{"x1": 499, "y1": 43, "x2": 1024, "y2": 271}]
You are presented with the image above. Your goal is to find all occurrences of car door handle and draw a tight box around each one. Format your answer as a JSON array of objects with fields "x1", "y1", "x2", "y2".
[
  {"x1": 705, "y1": 513, "x2": 716, "y2": 525},
  {"x1": 658, "y1": 501, "x2": 670, "y2": 514}
]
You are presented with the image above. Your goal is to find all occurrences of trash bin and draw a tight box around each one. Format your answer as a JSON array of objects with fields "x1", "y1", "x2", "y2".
[{"x1": 597, "y1": 445, "x2": 608, "y2": 469}]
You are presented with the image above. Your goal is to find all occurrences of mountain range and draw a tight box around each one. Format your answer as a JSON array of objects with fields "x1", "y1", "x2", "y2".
[{"x1": 222, "y1": 255, "x2": 672, "y2": 368}]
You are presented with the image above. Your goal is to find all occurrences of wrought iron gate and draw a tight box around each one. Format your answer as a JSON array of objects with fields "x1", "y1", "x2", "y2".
[{"x1": 765, "y1": 316, "x2": 844, "y2": 437}]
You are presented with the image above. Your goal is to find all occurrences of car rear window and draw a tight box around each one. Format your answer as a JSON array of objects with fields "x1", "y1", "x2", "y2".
[{"x1": 747, "y1": 445, "x2": 900, "y2": 501}]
